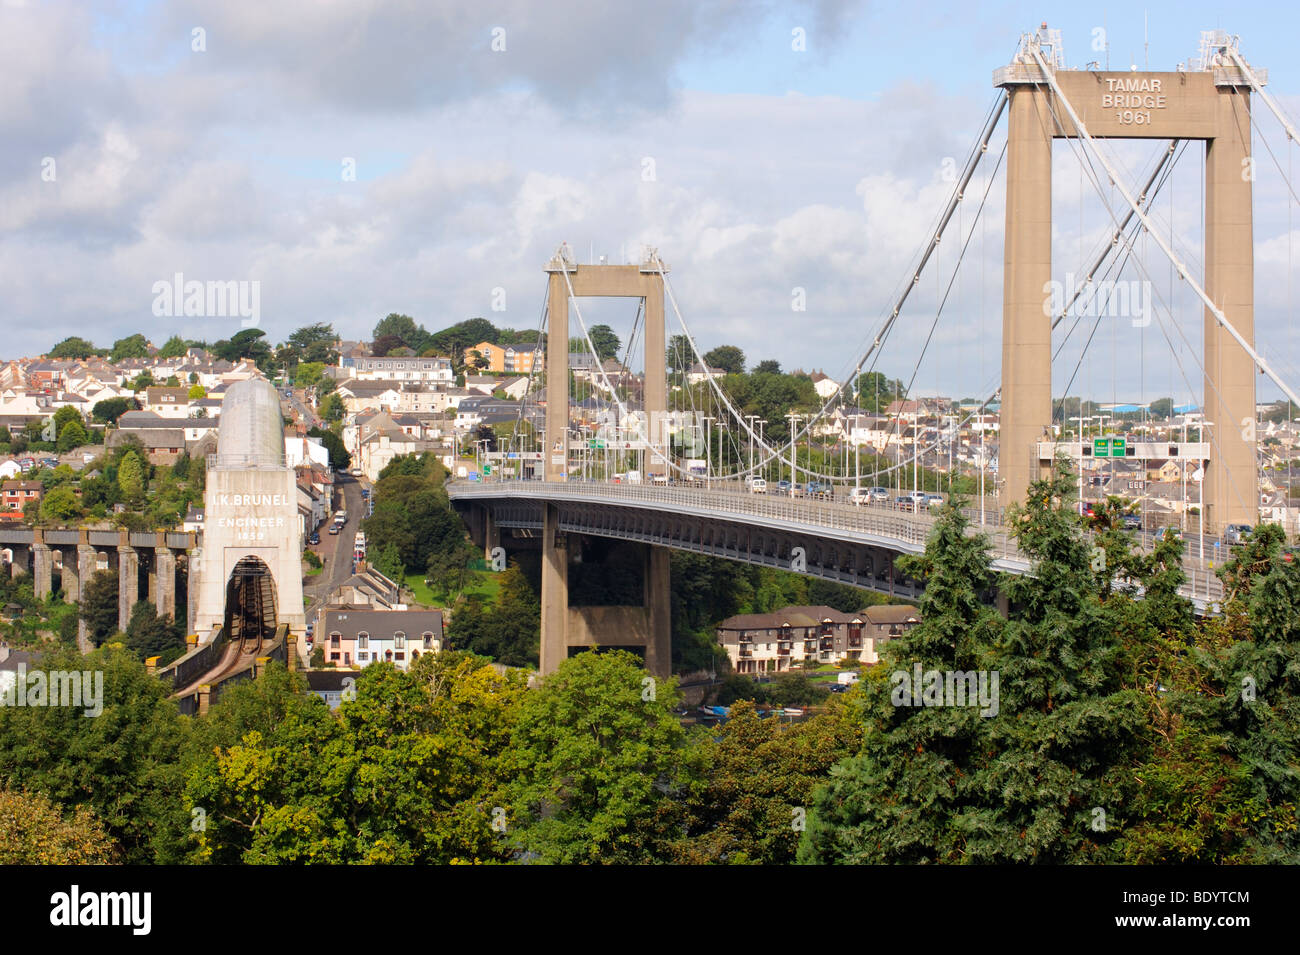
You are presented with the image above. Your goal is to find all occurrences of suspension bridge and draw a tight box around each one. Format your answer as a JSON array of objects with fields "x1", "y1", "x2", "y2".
[{"x1": 448, "y1": 27, "x2": 1300, "y2": 678}]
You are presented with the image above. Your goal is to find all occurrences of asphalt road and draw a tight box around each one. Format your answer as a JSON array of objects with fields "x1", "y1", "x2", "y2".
[{"x1": 301, "y1": 473, "x2": 366, "y2": 663}]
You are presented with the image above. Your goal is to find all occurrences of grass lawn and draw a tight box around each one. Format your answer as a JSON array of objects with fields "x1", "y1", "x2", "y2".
[{"x1": 404, "y1": 569, "x2": 502, "y2": 608}]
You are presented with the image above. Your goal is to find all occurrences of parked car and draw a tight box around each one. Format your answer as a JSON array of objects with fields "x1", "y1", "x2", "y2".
[
  {"x1": 1121, "y1": 514, "x2": 1142, "y2": 532},
  {"x1": 328, "y1": 524, "x2": 341, "y2": 535},
  {"x1": 1224, "y1": 524, "x2": 1253, "y2": 546},
  {"x1": 307, "y1": 532, "x2": 320, "y2": 545}
]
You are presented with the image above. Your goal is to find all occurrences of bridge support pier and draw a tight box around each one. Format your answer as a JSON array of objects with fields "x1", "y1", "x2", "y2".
[
  {"x1": 643, "y1": 545, "x2": 671, "y2": 680},
  {"x1": 540, "y1": 503, "x2": 569, "y2": 676},
  {"x1": 118, "y1": 546, "x2": 138, "y2": 633},
  {"x1": 154, "y1": 546, "x2": 176, "y2": 621},
  {"x1": 538, "y1": 505, "x2": 672, "y2": 680},
  {"x1": 77, "y1": 545, "x2": 97, "y2": 646},
  {"x1": 32, "y1": 541, "x2": 52, "y2": 601},
  {"x1": 61, "y1": 546, "x2": 80, "y2": 604},
  {"x1": 187, "y1": 554, "x2": 199, "y2": 636}
]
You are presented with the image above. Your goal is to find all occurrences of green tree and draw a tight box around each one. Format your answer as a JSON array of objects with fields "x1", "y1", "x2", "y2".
[
  {"x1": 0, "y1": 647, "x2": 191, "y2": 863},
  {"x1": 508, "y1": 650, "x2": 699, "y2": 863},
  {"x1": 373, "y1": 313, "x2": 422, "y2": 348},
  {"x1": 38, "y1": 485, "x2": 81, "y2": 522},
  {"x1": 677, "y1": 701, "x2": 860, "y2": 864},
  {"x1": 753, "y1": 359, "x2": 782, "y2": 375},
  {"x1": 307, "y1": 426, "x2": 350, "y2": 471},
  {"x1": 800, "y1": 502, "x2": 1005, "y2": 863},
  {"x1": 53, "y1": 405, "x2": 82, "y2": 434},
  {"x1": 92, "y1": 397, "x2": 134, "y2": 424},
  {"x1": 319, "y1": 392, "x2": 344, "y2": 423},
  {"x1": 117, "y1": 451, "x2": 145, "y2": 503},
  {"x1": 295, "y1": 361, "x2": 326, "y2": 389},
  {"x1": 187, "y1": 384, "x2": 206, "y2": 399},
  {"x1": 0, "y1": 787, "x2": 118, "y2": 864},
  {"x1": 286, "y1": 322, "x2": 338, "y2": 365},
  {"x1": 185, "y1": 660, "x2": 522, "y2": 864},
  {"x1": 125, "y1": 600, "x2": 184, "y2": 661},
  {"x1": 48, "y1": 336, "x2": 99, "y2": 359},
  {"x1": 704, "y1": 344, "x2": 746, "y2": 375},
  {"x1": 373, "y1": 542, "x2": 405, "y2": 582},
  {"x1": 110, "y1": 334, "x2": 150, "y2": 362},
  {"x1": 587, "y1": 324, "x2": 621, "y2": 362},
  {"x1": 156, "y1": 335, "x2": 190, "y2": 359},
  {"x1": 80, "y1": 570, "x2": 120, "y2": 645},
  {"x1": 1147, "y1": 396, "x2": 1175, "y2": 418},
  {"x1": 56, "y1": 419, "x2": 88, "y2": 453},
  {"x1": 854, "y1": 371, "x2": 906, "y2": 414}
]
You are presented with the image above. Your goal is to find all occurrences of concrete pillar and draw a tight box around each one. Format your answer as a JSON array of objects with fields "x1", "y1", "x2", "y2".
[
  {"x1": 643, "y1": 274, "x2": 667, "y2": 464},
  {"x1": 60, "y1": 548, "x2": 79, "y2": 604},
  {"x1": 539, "y1": 503, "x2": 569, "y2": 676},
  {"x1": 187, "y1": 554, "x2": 199, "y2": 636},
  {"x1": 545, "y1": 268, "x2": 570, "y2": 481},
  {"x1": 998, "y1": 84, "x2": 1054, "y2": 512},
  {"x1": 197, "y1": 685, "x2": 212, "y2": 717},
  {"x1": 77, "y1": 545, "x2": 96, "y2": 645},
  {"x1": 1204, "y1": 85, "x2": 1258, "y2": 532},
  {"x1": 118, "y1": 546, "x2": 138, "y2": 633},
  {"x1": 32, "y1": 542, "x2": 52, "y2": 601},
  {"x1": 643, "y1": 545, "x2": 671, "y2": 681},
  {"x1": 483, "y1": 509, "x2": 499, "y2": 563},
  {"x1": 154, "y1": 547, "x2": 176, "y2": 621}
]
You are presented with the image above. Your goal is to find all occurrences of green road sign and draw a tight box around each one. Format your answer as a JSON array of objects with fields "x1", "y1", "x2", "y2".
[
  {"x1": 482, "y1": 465, "x2": 491, "y2": 474},
  {"x1": 1092, "y1": 437, "x2": 1126, "y2": 458},
  {"x1": 588, "y1": 439, "x2": 606, "y2": 449}
]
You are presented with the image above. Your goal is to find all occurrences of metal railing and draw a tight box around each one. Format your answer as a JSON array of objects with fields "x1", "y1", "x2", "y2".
[{"x1": 448, "y1": 479, "x2": 1225, "y2": 608}]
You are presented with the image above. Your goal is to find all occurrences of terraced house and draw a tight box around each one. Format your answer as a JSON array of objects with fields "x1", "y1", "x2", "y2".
[{"x1": 715, "y1": 604, "x2": 921, "y2": 674}]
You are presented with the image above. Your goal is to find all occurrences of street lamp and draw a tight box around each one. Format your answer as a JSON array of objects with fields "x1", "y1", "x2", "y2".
[{"x1": 785, "y1": 412, "x2": 804, "y2": 496}]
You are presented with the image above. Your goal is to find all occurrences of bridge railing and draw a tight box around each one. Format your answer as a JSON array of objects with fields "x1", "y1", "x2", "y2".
[{"x1": 449, "y1": 478, "x2": 1225, "y2": 606}]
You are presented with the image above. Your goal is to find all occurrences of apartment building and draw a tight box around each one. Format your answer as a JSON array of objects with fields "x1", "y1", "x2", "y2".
[{"x1": 715, "y1": 604, "x2": 921, "y2": 675}]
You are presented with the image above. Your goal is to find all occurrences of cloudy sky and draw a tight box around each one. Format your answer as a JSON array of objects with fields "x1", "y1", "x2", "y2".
[{"x1": 3, "y1": 0, "x2": 1299, "y2": 405}]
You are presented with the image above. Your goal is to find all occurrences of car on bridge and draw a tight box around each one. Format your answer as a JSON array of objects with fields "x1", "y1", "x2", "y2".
[
  {"x1": 848, "y1": 487, "x2": 872, "y2": 506},
  {"x1": 806, "y1": 481, "x2": 833, "y2": 500},
  {"x1": 1224, "y1": 524, "x2": 1253, "y2": 546},
  {"x1": 894, "y1": 495, "x2": 914, "y2": 512},
  {"x1": 776, "y1": 480, "x2": 792, "y2": 494},
  {"x1": 748, "y1": 478, "x2": 767, "y2": 494}
]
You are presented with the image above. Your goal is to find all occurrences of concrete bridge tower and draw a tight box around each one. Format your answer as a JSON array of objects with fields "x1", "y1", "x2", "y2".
[{"x1": 190, "y1": 378, "x2": 306, "y2": 637}]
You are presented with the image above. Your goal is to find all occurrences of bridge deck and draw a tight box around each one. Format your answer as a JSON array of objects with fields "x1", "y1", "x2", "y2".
[{"x1": 448, "y1": 479, "x2": 1225, "y2": 609}]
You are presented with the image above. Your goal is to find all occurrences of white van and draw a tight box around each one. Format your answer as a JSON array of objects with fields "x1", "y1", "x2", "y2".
[{"x1": 749, "y1": 478, "x2": 767, "y2": 494}]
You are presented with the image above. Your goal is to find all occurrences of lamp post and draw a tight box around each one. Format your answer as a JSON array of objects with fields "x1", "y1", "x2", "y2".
[
  {"x1": 785, "y1": 412, "x2": 803, "y2": 497},
  {"x1": 700, "y1": 415, "x2": 715, "y2": 488}
]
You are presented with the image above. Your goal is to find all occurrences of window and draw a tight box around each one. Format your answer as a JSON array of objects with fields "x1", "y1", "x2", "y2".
[
  {"x1": 422, "y1": 631, "x2": 434, "y2": 648},
  {"x1": 358, "y1": 632, "x2": 369, "y2": 649},
  {"x1": 330, "y1": 633, "x2": 340, "y2": 647},
  {"x1": 330, "y1": 652, "x2": 340, "y2": 661},
  {"x1": 395, "y1": 652, "x2": 404, "y2": 661},
  {"x1": 394, "y1": 632, "x2": 406, "y2": 649},
  {"x1": 358, "y1": 652, "x2": 369, "y2": 661}
]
